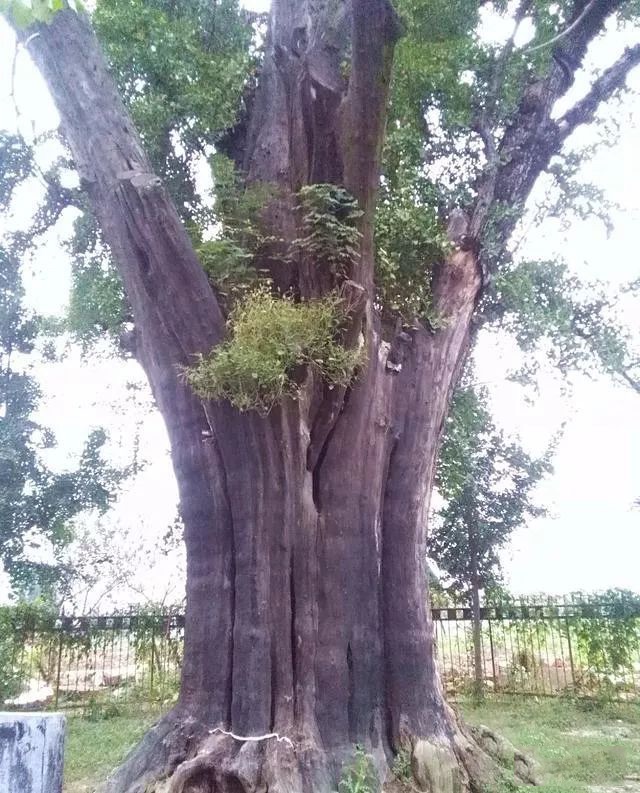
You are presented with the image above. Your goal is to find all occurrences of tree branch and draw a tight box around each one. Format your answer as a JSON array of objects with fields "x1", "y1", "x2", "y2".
[
  {"x1": 524, "y1": 0, "x2": 598, "y2": 54},
  {"x1": 487, "y1": 0, "x2": 534, "y2": 116},
  {"x1": 619, "y1": 369, "x2": 640, "y2": 395},
  {"x1": 556, "y1": 43, "x2": 640, "y2": 139},
  {"x1": 8, "y1": 9, "x2": 225, "y2": 371},
  {"x1": 342, "y1": 0, "x2": 402, "y2": 290},
  {"x1": 471, "y1": 0, "x2": 630, "y2": 275}
]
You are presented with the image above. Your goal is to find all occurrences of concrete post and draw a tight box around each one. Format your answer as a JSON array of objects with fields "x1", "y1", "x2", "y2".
[{"x1": 0, "y1": 712, "x2": 65, "y2": 793}]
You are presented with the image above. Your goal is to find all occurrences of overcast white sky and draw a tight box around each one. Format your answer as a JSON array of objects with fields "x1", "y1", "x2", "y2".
[{"x1": 0, "y1": 4, "x2": 638, "y2": 606}]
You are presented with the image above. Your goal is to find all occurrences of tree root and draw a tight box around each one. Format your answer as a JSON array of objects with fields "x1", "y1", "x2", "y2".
[
  {"x1": 98, "y1": 709, "x2": 210, "y2": 793},
  {"x1": 392, "y1": 705, "x2": 539, "y2": 793},
  {"x1": 100, "y1": 706, "x2": 538, "y2": 793},
  {"x1": 166, "y1": 753, "x2": 217, "y2": 793},
  {"x1": 468, "y1": 724, "x2": 539, "y2": 786}
]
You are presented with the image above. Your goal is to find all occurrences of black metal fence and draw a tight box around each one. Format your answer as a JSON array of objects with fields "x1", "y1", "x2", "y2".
[
  {"x1": 1, "y1": 598, "x2": 639, "y2": 712},
  {"x1": 434, "y1": 599, "x2": 640, "y2": 701},
  {"x1": 0, "y1": 611, "x2": 184, "y2": 713}
]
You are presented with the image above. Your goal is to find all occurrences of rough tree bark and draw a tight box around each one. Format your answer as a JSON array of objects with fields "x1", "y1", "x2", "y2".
[{"x1": 12, "y1": 1, "x2": 640, "y2": 791}]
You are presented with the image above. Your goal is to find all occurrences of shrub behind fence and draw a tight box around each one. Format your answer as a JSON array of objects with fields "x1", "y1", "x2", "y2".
[{"x1": 2, "y1": 596, "x2": 639, "y2": 712}]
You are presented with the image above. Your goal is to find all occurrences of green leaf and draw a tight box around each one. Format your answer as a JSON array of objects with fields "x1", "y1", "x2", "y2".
[
  {"x1": 7, "y1": 0, "x2": 35, "y2": 27},
  {"x1": 31, "y1": 0, "x2": 53, "y2": 22}
]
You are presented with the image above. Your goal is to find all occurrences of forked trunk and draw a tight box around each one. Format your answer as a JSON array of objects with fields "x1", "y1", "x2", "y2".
[{"x1": 18, "y1": 4, "x2": 539, "y2": 792}]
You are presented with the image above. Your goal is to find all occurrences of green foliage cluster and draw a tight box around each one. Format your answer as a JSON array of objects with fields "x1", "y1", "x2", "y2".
[
  {"x1": 391, "y1": 747, "x2": 412, "y2": 781},
  {"x1": 66, "y1": 215, "x2": 130, "y2": 348},
  {"x1": 0, "y1": 133, "x2": 33, "y2": 206},
  {"x1": 569, "y1": 589, "x2": 640, "y2": 694},
  {"x1": 388, "y1": 0, "x2": 480, "y2": 191},
  {"x1": 0, "y1": 601, "x2": 55, "y2": 702},
  {"x1": 337, "y1": 746, "x2": 378, "y2": 793},
  {"x1": 196, "y1": 176, "x2": 364, "y2": 310},
  {"x1": 207, "y1": 153, "x2": 277, "y2": 251},
  {"x1": 93, "y1": 0, "x2": 251, "y2": 202},
  {"x1": 188, "y1": 180, "x2": 366, "y2": 412},
  {"x1": 191, "y1": 154, "x2": 277, "y2": 304},
  {"x1": 483, "y1": 259, "x2": 639, "y2": 387},
  {"x1": 373, "y1": 0, "x2": 484, "y2": 321},
  {"x1": 196, "y1": 239, "x2": 258, "y2": 301},
  {"x1": 293, "y1": 184, "x2": 362, "y2": 274},
  {"x1": 375, "y1": 181, "x2": 449, "y2": 321},
  {"x1": 185, "y1": 289, "x2": 362, "y2": 412},
  {"x1": 65, "y1": 209, "x2": 129, "y2": 346},
  {"x1": 0, "y1": 0, "x2": 84, "y2": 28},
  {"x1": 63, "y1": 0, "x2": 254, "y2": 341}
]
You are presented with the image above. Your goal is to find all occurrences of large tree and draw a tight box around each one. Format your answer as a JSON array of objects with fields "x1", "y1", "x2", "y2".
[{"x1": 4, "y1": 1, "x2": 640, "y2": 791}]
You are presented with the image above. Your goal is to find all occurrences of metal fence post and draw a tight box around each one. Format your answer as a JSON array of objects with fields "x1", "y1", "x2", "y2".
[
  {"x1": 54, "y1": 632, "x2": 63, "y2": 708},
  {"x1": 565, "y1": 617, "x2": 577, "y2": 688},
  {"x1": 150, "y1": 620, "x2": 156, "y2": 697},
  {"x1": 488, "y1": 618, "x2": 497, "y2": 689}
]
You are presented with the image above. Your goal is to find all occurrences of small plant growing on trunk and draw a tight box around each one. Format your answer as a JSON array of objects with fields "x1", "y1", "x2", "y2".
[
  {"x1": 185, "y1": 288, "x2": 364, "y2": 412},
  {"x1": 337, "y1": 747, "x2": 378, "y2": 793}
]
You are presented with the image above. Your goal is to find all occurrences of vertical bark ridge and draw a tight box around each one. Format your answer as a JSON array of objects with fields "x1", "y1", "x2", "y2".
[
  {"x1": 312, "y1": 331, "x2": 394, "y2": 753},
  {"x1": 382, "y1": 247, "x2": 481, "y2": 744},
  {"x1": 193, "y1": 400, "x2": 318, "y2": 741},
  {"x1": 291, "y1": 398, "x2": 323, "y2": 737},
  {"x1": 223, "y1": 411, "x2": 276, "y2": 734},
  {"x1": 341, "y1": 0, "x2": 402, "y2": 293},
  {"x1": 21, "y1": 10, "x2": 225, "y2": 363},
  {"x1": 175, "y1": 402, "x2": 235, "y2": 726}
]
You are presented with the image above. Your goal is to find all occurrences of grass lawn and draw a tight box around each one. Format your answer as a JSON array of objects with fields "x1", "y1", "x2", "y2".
[
  {"x1": 64, "y1": 709, "x2": 158, "y2": 793},
  {"x1": 459, "y1": 696, "x2": 640, "y2": 793},
  {"x1": 62, "y1": 697, "x2": 640, "y2": 792}
]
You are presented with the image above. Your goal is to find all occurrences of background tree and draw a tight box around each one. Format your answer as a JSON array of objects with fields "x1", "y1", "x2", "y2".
[
  {"x1": 55, "y1": 513, "x2": 185, "y2": 613},
  {"x1": 0, "y1": 133, "x2": 124, "y2": 597},
  {"x1": 2, "y1": 1, "x2": 640, "y2": 791},
  {"x1": 431, "y1": 383, "x2": 553, "y2": 697}
]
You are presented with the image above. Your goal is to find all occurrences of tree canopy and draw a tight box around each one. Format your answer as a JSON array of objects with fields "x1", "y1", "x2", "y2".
[{"x1": 2, "y1": 0, "x2": 638, "y2": 383}]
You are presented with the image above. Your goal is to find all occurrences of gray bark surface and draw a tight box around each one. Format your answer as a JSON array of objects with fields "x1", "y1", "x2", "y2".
[{"x1": 0, "y1": 712, "x2": 65, "y2": 793}]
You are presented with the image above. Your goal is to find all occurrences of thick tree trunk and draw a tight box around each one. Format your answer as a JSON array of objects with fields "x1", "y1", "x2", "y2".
[{"x1": 16, "y1": 5, "x2": 542, "y2": 792}]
